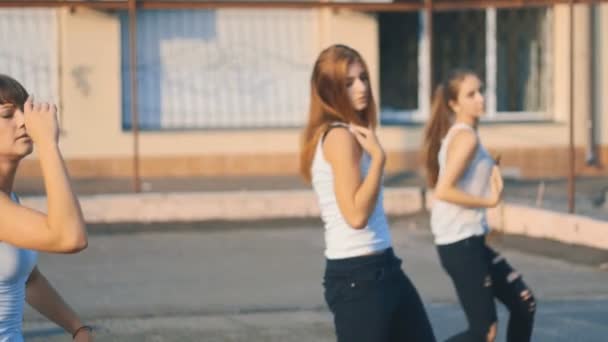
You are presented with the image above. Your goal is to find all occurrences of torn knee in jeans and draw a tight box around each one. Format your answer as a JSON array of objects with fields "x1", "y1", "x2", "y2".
[
  {"x1": 507, "y1": 271, "x2": 521, "y2": 283},
  {"x1": 520, "y1": 289, "x2": 537, "y2": 314},
  {"x1": 509, "y1": 274, "x2": 536, "y2": 316},
  {"x1": 486, "y1": 322, "x2": 497, "y2": 342},
  {"x1": 492, "y1": 254, "x2": 505, "y2": 264},
  {"x1": 483, "y1": 275, "x2": 492, "y2": 287}
]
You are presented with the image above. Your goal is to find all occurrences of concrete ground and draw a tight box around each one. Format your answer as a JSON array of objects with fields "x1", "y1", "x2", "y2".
[{"x1": 22, "y1": 215, "x2": 608, "y2": 341}]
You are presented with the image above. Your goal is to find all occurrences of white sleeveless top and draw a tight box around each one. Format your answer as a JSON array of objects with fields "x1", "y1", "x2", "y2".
[
  {"x1": 0, "y1": 193, "x2": 38, "y2": 342},
  {"x1": 311, "y1": 123, "x2": 392, "y2": 259},
  {"x1": 431, "y1": 123, "x2": 495, "y2": 245}
]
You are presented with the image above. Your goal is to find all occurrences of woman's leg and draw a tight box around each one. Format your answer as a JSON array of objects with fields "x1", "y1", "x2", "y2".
[
  {"x1": 438, "y1": 237, "x2": 498, "y2": 342},
  {"x1": 485, "y1": 246, "x2": 536, "y2": 342},
  {"x1": 324, "y1": 253, "x2": 399, "y2": 342},
  {"x1": 389, "y1": 269, "x2": 437, "y2": 342}
]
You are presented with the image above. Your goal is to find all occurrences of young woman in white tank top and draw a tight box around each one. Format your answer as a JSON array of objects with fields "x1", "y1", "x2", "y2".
[
  {"x1": 422, "y1": 70, "x2": 536, "y2": 342},
  {"x1": 300, "y1": 45, "x2": 436, "y2": 342},
  {"x1": 0, "y1": 75, "x2": 93, "y2": 341}
]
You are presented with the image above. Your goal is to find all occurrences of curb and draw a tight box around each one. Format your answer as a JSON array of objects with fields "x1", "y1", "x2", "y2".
[
  {"x1": 20, "y1": 188, "x2": 423, "y2": 223},
  {"x1": 488, "y1": 204, "x2": 608, "y2": 251}
]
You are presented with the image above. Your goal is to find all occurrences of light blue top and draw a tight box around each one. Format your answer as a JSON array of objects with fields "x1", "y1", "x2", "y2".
[{"x1": 0, "y1": 193, "x2": 38, "y2": 342}]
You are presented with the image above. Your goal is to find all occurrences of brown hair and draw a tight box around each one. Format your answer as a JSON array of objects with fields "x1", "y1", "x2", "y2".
[
  {"x1": 421, "y1": 69, "x2": 477, "y2": 187},
  {"x1": 0, "y1": 74, "x2": 28, "y2": 111},
  {"x1": 300, "y1": 44, "x2": 377, "y2": 183}
]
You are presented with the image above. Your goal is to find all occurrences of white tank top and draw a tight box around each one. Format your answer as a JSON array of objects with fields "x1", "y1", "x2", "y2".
[
  {"x1": 311, "y1": 123, "x2": 392, "y2": 259},
  {"x1": 0, "y1": 193, "x2": 38, "y2": 342},
  {"x1": 431, "y1": 123, "x2": 495, "y2": 245}
]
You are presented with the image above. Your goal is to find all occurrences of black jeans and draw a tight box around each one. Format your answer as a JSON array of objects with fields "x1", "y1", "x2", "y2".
[
  {"x1": 437, "y1": 236, "x2": 536, "y2": 342},
  {"x1": 323, "y1": 248, "x2": 436, "y2": 342}
]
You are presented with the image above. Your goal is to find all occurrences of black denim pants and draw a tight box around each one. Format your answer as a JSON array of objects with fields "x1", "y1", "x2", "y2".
[
  {"x1": 437, "y1": 236, "x2": 536, "y2": 342},
  {"x1": 323, "y1": 248, "x2": 437, "y2": 342}
]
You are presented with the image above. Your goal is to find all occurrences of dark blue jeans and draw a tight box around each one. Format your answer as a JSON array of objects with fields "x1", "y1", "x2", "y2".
[{"x1": 323, "y1": 248, "x2": 437, "y2": 342}]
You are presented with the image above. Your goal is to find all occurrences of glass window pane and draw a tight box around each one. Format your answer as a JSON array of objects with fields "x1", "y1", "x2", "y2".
[
  {"x1": 497, "y1": 8, "x2": 549, "y2": 112},
  {"x1": 432, "y1": 10, "x2": 486, "y2": 88},
  {"x1": 379, "y1": 12, "x2": 419, "y2": 113}
]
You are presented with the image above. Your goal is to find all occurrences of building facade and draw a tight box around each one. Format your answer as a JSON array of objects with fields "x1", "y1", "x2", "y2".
[{"x1": 0, "y1": 4, "x2": 606, "y2": 179}]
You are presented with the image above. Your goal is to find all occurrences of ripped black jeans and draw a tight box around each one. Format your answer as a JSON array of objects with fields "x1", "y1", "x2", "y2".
[{"x1": 437, "y1": 235, "x2": 536, "y2": 342}]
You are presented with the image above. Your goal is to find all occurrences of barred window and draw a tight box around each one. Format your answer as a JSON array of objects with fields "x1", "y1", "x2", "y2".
[
  {"x1": 497, "y1": 8, "x2": 551, "y2": 113},
  {"x1": 0, "y1": 9, "x2": 59, "y2": 104},
  {"x1": 379, "y1": 12, "x2": 419, "y2": 120},
  {"x1": 120, "y1": 9, "x2": 315, "y2": 130},
  {"x1": 379, "y1": 7, "x2": 551, "y2": 124}
]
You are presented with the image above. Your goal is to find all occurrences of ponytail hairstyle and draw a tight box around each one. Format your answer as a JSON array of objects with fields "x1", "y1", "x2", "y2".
[{"x1": 421, "y1": 69, "x2": 477, "y2": 187}]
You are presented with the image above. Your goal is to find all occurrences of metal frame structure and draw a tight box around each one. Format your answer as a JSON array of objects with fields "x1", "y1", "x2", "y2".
[
  {"x1": 1, "y1": 0, "x2": 605, "y2": 213},
  {"x1": 0, "y1": 0, "x2": 602, "y2": 10}
]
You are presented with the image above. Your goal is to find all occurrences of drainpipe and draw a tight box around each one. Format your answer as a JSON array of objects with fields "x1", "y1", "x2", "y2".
[
  {"x1": 568, "y1": 0, "x2": 575, "y2": 214},
  {"x1": 587, "y1": 3, "x2": 601, "y2": 166}
]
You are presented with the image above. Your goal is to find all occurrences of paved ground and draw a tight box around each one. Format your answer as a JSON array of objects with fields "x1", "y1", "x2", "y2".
[{"x1": 21, "y1": 215, "x2": 608, "y2": 341}]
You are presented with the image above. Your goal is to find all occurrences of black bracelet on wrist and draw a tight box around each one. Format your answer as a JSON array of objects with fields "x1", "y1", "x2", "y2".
[{"x1": 72, "y1": 325, "x2": 93, "y2": 339}]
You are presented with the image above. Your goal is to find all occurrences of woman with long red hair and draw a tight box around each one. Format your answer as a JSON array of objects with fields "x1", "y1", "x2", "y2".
[{"x1": 301, "y1": 44, "x2": 436, "y2": 342}]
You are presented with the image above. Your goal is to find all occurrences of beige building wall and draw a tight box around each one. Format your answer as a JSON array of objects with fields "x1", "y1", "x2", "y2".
[
  {"x1": 58, "y1": 7, "x2": 126, "y2": 157},
  {"x1": 27, "y1": 7, "x2": 383, "y2": 177},
  {"x1": 20, "y1": 5, "x2": 608, "y2": 179},
  {"x1": 57, "y1": 7, "x2": 299, "y2": 159},
  {"x1": 552, "y1": 4, "x2": 592, "y2": 146}
]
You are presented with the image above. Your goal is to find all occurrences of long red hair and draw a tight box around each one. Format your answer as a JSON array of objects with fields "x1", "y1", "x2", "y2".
[{"x1": 300, "y1": 45, "x2": 377, "y2": 183}]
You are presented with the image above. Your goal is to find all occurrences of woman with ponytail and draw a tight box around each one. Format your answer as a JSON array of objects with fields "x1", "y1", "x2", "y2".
[
  {"x1": 301, "y1": 44, "x2": 436, "y2": 342},
  {"x1": 422, "y1": 70, "x2": 536, "y2": 342}
]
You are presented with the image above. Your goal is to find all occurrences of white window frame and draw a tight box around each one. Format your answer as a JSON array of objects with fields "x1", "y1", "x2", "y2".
[{"x1": 380, "y1": 7, "x2": 553, "y2": 124}]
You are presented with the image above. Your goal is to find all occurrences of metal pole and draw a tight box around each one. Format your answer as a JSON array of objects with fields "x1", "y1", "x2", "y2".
[
  {"x1": 568, "y1": 0, "x2": 576, "y2": 213},
  {"x1": 426, "y1": 0, "x2": 434, "y2": 96},
  {"x1": 129, "y1": 0, "x2": 142, "y2": 193}
]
